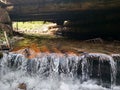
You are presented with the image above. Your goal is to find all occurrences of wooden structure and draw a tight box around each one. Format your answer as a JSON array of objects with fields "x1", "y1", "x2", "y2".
[
  {"x1": 0, "y1": 0, "x2": 119, "y2": 22},
  {"x1": 0, "y1": 0, "x2": 120, "y2": 39},
  {"x1": 0, "y1": 30, "x2": 10, "y2": 50}
]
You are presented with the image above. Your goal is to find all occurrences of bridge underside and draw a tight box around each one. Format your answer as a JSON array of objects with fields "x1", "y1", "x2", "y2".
[
  {"x1": 9, "y1": 8, "x2": 120, "y2": 24},
  {"x1": 0, "y1": 0, "x2": 119, "y2": 22},
  {"x1": 0, "y1": 0, "x2": 120, "y2": 39}
]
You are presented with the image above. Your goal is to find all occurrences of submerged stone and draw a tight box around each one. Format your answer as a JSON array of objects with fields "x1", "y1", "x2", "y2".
[{"x1": 18, "y1": 83, "x2": 27, "y2": 90}]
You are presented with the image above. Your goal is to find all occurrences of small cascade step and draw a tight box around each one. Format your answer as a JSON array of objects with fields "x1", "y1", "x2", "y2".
[
  {"x1": 0, "y1": 45, "x2": 10, "y2": 50},
  {"x1": 0, "y1": 51, "x2": 120, "y2": 88}
]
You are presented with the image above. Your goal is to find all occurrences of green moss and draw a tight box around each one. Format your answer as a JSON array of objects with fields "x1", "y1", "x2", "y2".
[
  {"x1": 0, "y1": 29, "x2": 6, "y2": 41},
  {"x1": 13, "y1": 21, "x2": 51, "y2": 31}
]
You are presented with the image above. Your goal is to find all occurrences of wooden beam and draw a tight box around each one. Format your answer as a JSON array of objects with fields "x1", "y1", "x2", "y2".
[{"x1": 3, "y1": 30, "x2": 10, "y2": 49}]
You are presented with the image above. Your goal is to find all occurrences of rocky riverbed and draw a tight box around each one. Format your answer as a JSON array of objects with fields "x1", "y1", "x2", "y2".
[{"x1": 10, "y1": 35, "x2": 120, "y2": 55}]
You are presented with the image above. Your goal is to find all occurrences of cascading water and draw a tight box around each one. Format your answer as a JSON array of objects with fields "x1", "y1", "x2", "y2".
[
  {"x1": 86, "y1": 53, "x2": 117, "y2": 88},
  {"x1": 0, "y1": 50, "x2": 120, "y2": 90}
]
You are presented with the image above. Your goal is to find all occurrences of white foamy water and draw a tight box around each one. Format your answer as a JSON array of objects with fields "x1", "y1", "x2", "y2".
[
  {"x1": 0, "y1": 52, "x2": 120, "y2": 90},
  {"x1": 0, "y1": 73, "x2": 120, "y2": 90}
]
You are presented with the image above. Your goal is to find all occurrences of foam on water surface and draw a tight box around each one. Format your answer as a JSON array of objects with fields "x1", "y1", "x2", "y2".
[{"x1": 0, "y1": 51, "x2": 119, "y2": 90}]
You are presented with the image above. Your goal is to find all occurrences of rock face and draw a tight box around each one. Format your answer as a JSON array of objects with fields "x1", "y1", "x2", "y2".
[
  {"x1": 0, "y1": 7, "x2": 12, "y2": 36},
  {"x1": 0, "y1": 8, "x2": 11, "y2": 23}
]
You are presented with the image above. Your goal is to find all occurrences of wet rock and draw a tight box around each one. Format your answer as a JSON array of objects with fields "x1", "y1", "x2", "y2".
[
  {"x1": 85, "y1": 38, "x2": 103, "y2": 44},
  {"x1": 77, "y1": 53, "x2": 116, "y2": 86},
  {"x1": 18, "y1": 83, "x2": 27, "y2": 90},
  {"x1": 0, "y1": 23, "x2": 12, "y2": 34},
  {"x1": 0, "y1": 45, "x2": 10, "y2": 50},
  {"x1": 23, "y1": 48, "x2": 31, "y2": 57},
  {"x1": 0, "y1": 52, "x2": 3, "y2": 59}
]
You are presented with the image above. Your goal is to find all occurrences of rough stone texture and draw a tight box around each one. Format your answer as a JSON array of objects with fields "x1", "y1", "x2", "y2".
[
  {"x1": 0, "y1": 7, "x2": 12, "y2": 35},
  {"x1": 0, "y1": 7, "x2": 11, "y2": 23},
  {"x1": 0, "y1": 23, "x2": 12, "y2": 35}
]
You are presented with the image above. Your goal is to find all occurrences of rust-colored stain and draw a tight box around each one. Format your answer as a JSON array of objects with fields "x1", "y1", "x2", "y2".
[
  {"x1": 52, "y1": 47, "x2": 61, "y2": 53},
  {"x1": 11, "y1": 43, "x2": 77, "y2": 59},
  {"x1": 12, "y1": 43, "x2": 40, "y2": 52},
  {"x1": 67, "y1": 51, "x2": 76, "y2": 54},
  {"x1": 29, "y1": 43, "x2": 40, "y2": 53},
  {"x1": 11, "y1": 43, "x2": 41, "y2": 59},
  {"x1": 40, "y1": 45, "x2": 50, "y2": 53},
  {"x1": 11, "y1": 47, "x2": 25, "y2": 51},
  {"x1": 26, "y1": 49, "x2": 38, "y2": 59}
]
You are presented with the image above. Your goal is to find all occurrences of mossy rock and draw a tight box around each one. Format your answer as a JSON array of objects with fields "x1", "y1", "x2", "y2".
[{"x1": 0, "y1": 52, "x2": 3, "y2": 59}]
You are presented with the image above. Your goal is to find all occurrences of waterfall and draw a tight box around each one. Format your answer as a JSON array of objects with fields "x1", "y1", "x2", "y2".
[
  {"x1": 0, "y1": 51, "x2": 119, "y2": 90},
  {"x1": 86, "y1": 53, "x2": 117, "y2": 88},
  {"x1": 80, "y1": 54, "x2": 90, "y2": 82}
]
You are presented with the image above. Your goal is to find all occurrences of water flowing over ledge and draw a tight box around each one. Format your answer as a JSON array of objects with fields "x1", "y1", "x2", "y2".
[{"x1": 0, "y1": 50, "x2": 120, "y2": 90}]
